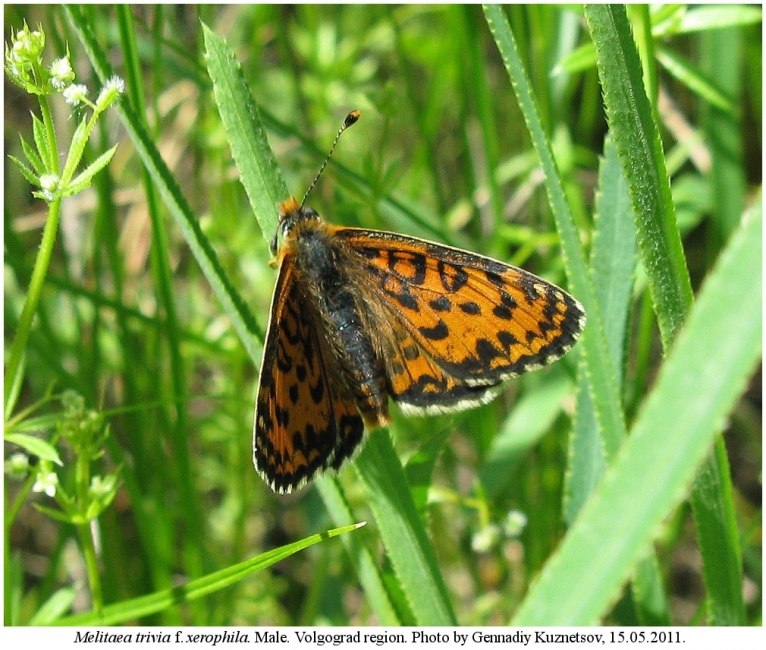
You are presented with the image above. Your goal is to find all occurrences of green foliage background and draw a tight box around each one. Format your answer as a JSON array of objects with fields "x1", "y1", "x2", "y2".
[{"x1": 4, "y1": 4, "x2": 761, "y2": 626}]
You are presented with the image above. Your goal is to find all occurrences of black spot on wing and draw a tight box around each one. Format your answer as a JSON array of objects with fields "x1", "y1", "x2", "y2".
[
  {"x1": 389, "y1": 285, "x2": 420, "y2": 311},
  {"x1": 493, "y1": 291, "x2": 518, "y2": 320},
  {"x1": 418, "y1": 320, "x2": 449, "y2": 341},
  {"x1": 459, "y1": 301, "x2": 481, "y2": 315},
  {"x1": 429, "y1": 296, "x2": 452, "y2": 312},
  {"x1": 437, "y1": 259, "x2": 469, "y2": 292},
  {"x1": 497, "y1": 330, "x2": 518, "y2": 349},
  {"x1": 475, "y1": 338, "x2": 503, "y2": 364}
]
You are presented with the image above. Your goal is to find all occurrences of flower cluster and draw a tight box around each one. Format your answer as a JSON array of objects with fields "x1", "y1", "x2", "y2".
[
  {"x1": 5, "y1": 22, "x2": 124, "y2": 203},
  {"x1": 5, "y1": 23, "x2": 75, "y2": 96}
]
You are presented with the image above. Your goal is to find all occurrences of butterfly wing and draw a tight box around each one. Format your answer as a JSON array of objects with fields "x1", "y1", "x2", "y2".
[
  {"x1": 254, "y1": 254, "x2": 365, "y2": 493},
  {"x1": 335, "y1": 228, "x2": 586, "y2": 413},
  {"x1": 368, "y1": 317, "x2": 501, "y2": 413}
]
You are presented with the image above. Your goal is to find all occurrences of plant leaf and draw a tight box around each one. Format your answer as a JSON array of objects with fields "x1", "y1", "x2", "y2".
[
  {"x1": 4, "y1": 432, "x2": 62, "y2": 465},
  {"x1": 64, "y1": 145, "x2": 118, "y2": 196}
]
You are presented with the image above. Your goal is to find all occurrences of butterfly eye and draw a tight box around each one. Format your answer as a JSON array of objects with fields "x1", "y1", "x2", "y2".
[
  {"x1": 269, "y1": 228, "x2": 280, "y2": 256},
  {"x1": 270, "y1": 214, "x2": 294, "y2": 256}
]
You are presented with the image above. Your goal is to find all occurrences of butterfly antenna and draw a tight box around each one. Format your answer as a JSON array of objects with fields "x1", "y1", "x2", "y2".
[{"x1": 300, "y1": 110, "x2": 361, "y2": 209}]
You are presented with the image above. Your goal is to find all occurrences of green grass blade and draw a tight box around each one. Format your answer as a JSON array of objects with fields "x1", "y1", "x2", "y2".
[
  {"x1": 355, "y1": 431, "x2": 457, "y2": 625},
  {"x1": 316, "y1": 479, "x2": 402, "y2": 625},
  {"x1": 513, "y1": 202, "x2": 762, "y2": 625},
  {"x1": 52, "y1": 524, "x2": 364, "y2": 626},
  {"x1": 689, "y1": 438, "x2": 746, "y2": 624},
  {"x1": 27, "y1": 586, "x2": 78, "y2": 625},
  {"x1": 583, "y1": 4, "x2": 693, "y2": 347},
  {"x1": 701, "y1": 26, "x2": 747, "y2": 250},
  {"x1": 627, "y1": 5, "x2": 659, "y2": 111},
  {"x1": 564, "y1": 138, "x2": 635, "y2": 523},
  {"x1": 631, "y1": 552, "x2": 671, "y2": 625},
  {"x1": 483, "y1": 4, "x2": 627, "y2": 458},
  {"x1": 203, "y1": 24, "x2": 289, "y2": 243},
  {"x1": 405, "y1": 427, "x2": 454, "y2": 518},
  {"x1": 656, "y1": 47, "x2": 734, "y2": 113},
  {"x1": 672, "y1": 5, "x2": 763, "y2": 34}
]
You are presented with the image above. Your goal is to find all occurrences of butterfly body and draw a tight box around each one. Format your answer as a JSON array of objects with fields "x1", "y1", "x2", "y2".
[
  {"x1": 254, "y1": 197, "x2": 586, "y2": 494},
  {"x1": 279, "y1": 201, "x2": 391, "y2": 429}
]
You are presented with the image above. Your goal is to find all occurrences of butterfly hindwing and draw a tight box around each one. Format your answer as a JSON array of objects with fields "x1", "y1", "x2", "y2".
[
  {"x1": 374, "y1": 321, "x2": 503, "y2": 414},
  {"x1": 253, "y1": 254, "x2": 365, "y2": 494}
]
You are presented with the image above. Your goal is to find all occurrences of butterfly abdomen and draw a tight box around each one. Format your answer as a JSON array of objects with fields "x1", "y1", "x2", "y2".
[{"x1": 292, "y1": 221, "x2": 390, "y2": 429}]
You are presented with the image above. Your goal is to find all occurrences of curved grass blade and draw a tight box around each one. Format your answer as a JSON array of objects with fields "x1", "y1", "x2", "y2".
[
  {"x1": 53, "y1": 524, "x2": 364, "y2": 626},
  {"x1": 355, "y1": 432, "x2": 457, "y2": 625},
  {"x1": 203, "y1": 24, "x2": 289, "y2": 242},
  {"x1": 583, "y1": 4, "x2": 693, "y2": 347}
]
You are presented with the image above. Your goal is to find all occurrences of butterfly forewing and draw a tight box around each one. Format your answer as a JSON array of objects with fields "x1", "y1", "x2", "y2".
[
  {"x1": 253, "y1": 256, "x2": 365, "y2": 494},
  {"x1": 334, "y1": 228, "x2": 586, "y2": 410}
]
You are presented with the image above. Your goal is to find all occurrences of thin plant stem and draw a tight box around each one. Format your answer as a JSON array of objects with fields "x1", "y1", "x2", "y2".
[
  {"x1": 4, "y1": 91, "x2": 62, "y2": 413},
  {"x1": 76, "y1": 521, "x2": 103, "y2": 615},
  {"x1": 4, "y1": 197, "x2": 62, "y2": 412},
  {"x1": 74, "y1": 451, "x2": 103, "y2": 614}
]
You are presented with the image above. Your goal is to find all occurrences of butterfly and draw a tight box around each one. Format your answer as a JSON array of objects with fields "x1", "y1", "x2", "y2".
[{"x1": 253, "y1": 111, "x2": 586, "y2": 494}]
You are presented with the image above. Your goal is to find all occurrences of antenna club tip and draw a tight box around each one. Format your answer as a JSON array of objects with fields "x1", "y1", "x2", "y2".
[
  {"x1": 345, "y1": 110, "x2": 361, "y2": 127},
  {"x1": 300, "y1": 110, "x2": 361, "y2": 208}
]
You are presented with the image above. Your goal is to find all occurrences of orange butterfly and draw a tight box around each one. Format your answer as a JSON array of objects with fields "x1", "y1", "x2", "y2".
[{"x1": 254, "y1": 111, "x2": 586, "y2": 494}]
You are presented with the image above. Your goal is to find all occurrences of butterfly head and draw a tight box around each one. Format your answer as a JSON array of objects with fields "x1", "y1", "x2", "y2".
[
  {"x1": 270, "y1": 197, "x2": 320, "y2": 255},
  {"x1": 270, "y1": 111, "x2": 361, "y2": 256}
]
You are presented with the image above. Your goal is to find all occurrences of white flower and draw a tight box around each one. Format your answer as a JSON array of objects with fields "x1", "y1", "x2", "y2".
[
  {"x1": 49, "y1": 56, "x2": 71, "y2": 77},
  {"x1": 106, "y1": 75, "x2": 125, "y2": 94},
  {"x1": 471, "y1": 524, "x2": 502, "y2": 552},
  {"x1": 89, "y1": 474, "x2": 116, "y2": 499},
  {"x1": 5, "y1": 452, "x2": 30, "y2": 478},
  {"x1": 49, "y1": 56, "x2": 74, "y2": 90},
  {"x1": 95, "y1": 76, "x2": 124, "y2": 112},
  {"x1": 503, "y1": 510, "x2": 528, "y2": 538},
  {"x1": 33, "y1": 470, "x2": 58, "y2": 497},
  {"x1": 63, "y1": 83, "x2": 88, "y2": 106}
]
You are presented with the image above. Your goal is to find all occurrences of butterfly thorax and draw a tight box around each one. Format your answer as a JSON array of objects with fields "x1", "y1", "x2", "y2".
[{"x1": 279, "y1": 200, "x2": 390, "y2": 429}]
